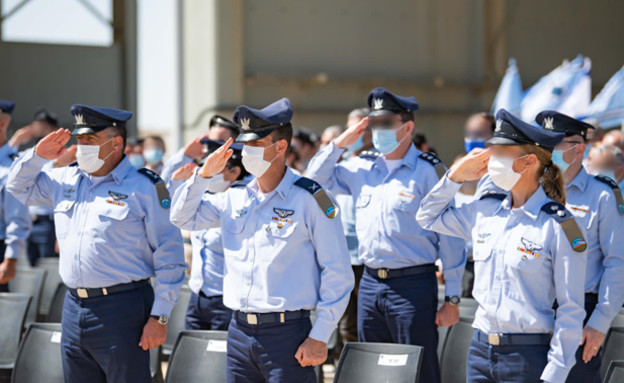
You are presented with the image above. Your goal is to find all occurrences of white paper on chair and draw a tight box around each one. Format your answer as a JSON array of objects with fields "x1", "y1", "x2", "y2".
[{"x1": 377, "y1": 353, "x2": 408, "y2": 366}]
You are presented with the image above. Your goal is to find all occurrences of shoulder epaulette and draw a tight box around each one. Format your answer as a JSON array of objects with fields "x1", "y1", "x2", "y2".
[
  {"x1": 359, "y1": 150, "x2": 381, "y2": 160},
  {"x1": 9, "y1": 153, "x2": 18, "y2": 161},
  {"x1": 418, "y1": 152, "x2": 446, "y2": 179},
  {"x1": 293, "y1": 177, "x2": 338, "y2": 219},
  {"x1": 69, "y1": 161, "x2": 78, "y2": 167},
  {"x1": 138, "y1": 168, "x2": 171, "y2": 209},
  {"x1": 479, "y1": 190, "x2": 507, "y2": 201},
  {"x1": 594, "y1": 175, "x2": 624, "y2": 216},
  {"x1": 541, "y1": 202, "x2": 586, "y2": 253}
]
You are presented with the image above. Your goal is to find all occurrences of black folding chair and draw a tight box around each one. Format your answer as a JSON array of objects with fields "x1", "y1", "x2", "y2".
[
  {"x1": 10, "y1": 323, "x2": 63, "y2": 383},
  {"x1": 333, "y1": 342, "x2": 424, "y2": 383},
  {"x1": 601, "y1": 327, "x2": 624, "y2": 380},
  {"x1": 0, "y1": 294, "x2": 32, "y2": 378},
  {"x1": 439, "y1": 317, "x2": 473, "y2": 383},
  {"x1": 8, "y1": 268, "x2": 47, "y2": 326},
  {"x1": 164, "y1": 330, "x2": 228, "y2": 383},
  {"x1": 161, "y1": 284, "x2": 192, "y2": 359},
  {"x1": 33, "y1": 258, "x2": 61, "y2": 321},
  {"x1": 603, "y1": 360, "x2": 624, "y2": 383}
]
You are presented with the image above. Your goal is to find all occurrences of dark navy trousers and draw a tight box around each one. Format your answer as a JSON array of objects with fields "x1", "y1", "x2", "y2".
[
  {"x1": 60, "y1": 283, "x2": 153, "y2": 383},
  {"x1": 467, "y1": 330, "x2": 549, "y2": 382},
  {"x1": 184, "y1": 291, "x2": 232, "y2": 331},
  {"x1": 226, "y1": 317, "x2": 316, "y2": 383},
  {"x1": 565, "y1": 293, "x2": 601, "y2": 383},
  {"x1": 357, "y1": 270, "x2": 440, "y2": 383},
  {"x1": 26, "y1": 216, "x2": 58, "y2": 267}
]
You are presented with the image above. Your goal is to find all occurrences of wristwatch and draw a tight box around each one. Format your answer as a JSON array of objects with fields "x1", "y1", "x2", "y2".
[
  {"x1": 445, "y1": 296, "x2": 461, "y2": 306},
  {"x1": 151, "y1": 315, "x2": 169, "y2": 325}
]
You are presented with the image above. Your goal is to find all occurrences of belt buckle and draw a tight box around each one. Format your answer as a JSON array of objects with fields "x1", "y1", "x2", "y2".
[
  {"x1": 247, "y1": 313, "x2": 258, "y2": 325},
  {"x1": 77, "y1": 288, "x2": 89, "y2": 299},
  {"x1": 378, "y1": 269, "x2": 388, "y2": 279},
  {"x1": 488, "y1": 333, "x2": 500, "y2": 346}
]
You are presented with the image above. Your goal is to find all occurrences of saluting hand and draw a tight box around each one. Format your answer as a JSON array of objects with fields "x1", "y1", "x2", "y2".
[
  {"x1": 171, "y1": 162, "x2": 198, "y2": 181},
  {"x1": 197, "y1": 138, "x2": 234, "y2": 179},
  {"x1": 448, "y1": 148, "x2": 491, "y2": 183},
  {"x1": 295, "y1": 337, "x2": 328, "y2": 367},
  {"x1": 183, "y1": 134, "x2": 210, "y2": 159},
  {"x1": 334, "y1": 117, "x2": 369, "y2": 149},
  {"x1": 35, "y1": 129, "x2": 72, "y2": 160}
]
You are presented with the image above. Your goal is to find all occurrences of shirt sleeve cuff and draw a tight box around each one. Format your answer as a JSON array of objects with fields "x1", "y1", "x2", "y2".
[
  {"x1": 308, "y1": 317, "x2": 336, "y2": 344},
  {"x1": 151, "y1": 298, "x2": 175, "y2": 318},
  {"x1": 443, "y1": 280, "x2": 462, "y2": 298},
  {"x1": 3, "y1": 242, "x2": 20, "y2": 260},
  {"x1": 541, "y1": 362, "x2": 571, "y2": 383},
  {"x1": 586, "y1": 310, "x2": 612, "y2": 334}
]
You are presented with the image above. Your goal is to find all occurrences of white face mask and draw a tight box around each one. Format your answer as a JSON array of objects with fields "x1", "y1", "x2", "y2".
[
  {"x1": 487, "y1": 154, "x2": 528, "y2": 191},
  {"x1": 242, "y1": 142, "x2": 278, "y2": 178},
  {"x1": 206, "y1": 172, "x2": 231, "y2": 193},
  {"x1": 76, "y1": 139, "x2": 113, "y2": 174}
]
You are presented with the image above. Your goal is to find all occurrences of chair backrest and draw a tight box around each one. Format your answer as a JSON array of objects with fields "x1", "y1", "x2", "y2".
[
  {"x1": 601, "y1": 327, "x2": 624, "y2": 380},
  {"x1": 333, "y1": 342, "x2": 424, "y2": 383},
  {"x1": 437, "y1": 325, "x2": 450, "y2": 361},
  {"x1": 162, "y1": 284, "x2": 192, "y2": 358},
  {"x1": 440, "y1": 317, "x2": 474, "y2": 383},
  {"x1": 33, "y1": 258, "x2": 61, "y2": 319},
  {"x1": 0, "y1": 293, "x2": 32, "y2": 369},
  {"x1": 610, "y1": 313, "x2": 624, "y2": 328},
  {"x1": 150, "y1": 346, "x2": 164, "y2": 383},
  {"x1": 603, "y1": 360, "x2": 624, "y2": 383},
  {"x1": 8, "y1": 268, "x2": 47, "y2": 326},
  {"x1": 11, "y1": 323, "x2": 63, "y2": 383},
  {"x1": 46, "y1": 284, "x2": 66, "y2": 323},
  {"x1": 164, "y1": 330, "x2": 228, "y2": 383}
]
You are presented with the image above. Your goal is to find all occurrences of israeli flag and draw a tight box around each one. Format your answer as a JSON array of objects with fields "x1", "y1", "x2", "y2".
[
  {"x1": 587, "y1": 64, "x2": 624, "y2": 129},
  {"x1": 491, "y1": 58, "x2": 524, "y2": 116},
  {"x1": 520, "y1": 55, "x2": 592, "y2": 123}
]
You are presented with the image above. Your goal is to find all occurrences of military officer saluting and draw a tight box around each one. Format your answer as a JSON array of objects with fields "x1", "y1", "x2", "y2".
[
  {"x1": 7, "y1": 104, "x2": 187, "y2": 383},
  {"x1": 0, "y1": 99, "x2": 31, "y2": 291},
  {"x1": 417, "y1": 109, "x2": 586, "y2": 383},
  {"x1": 170, "y1": 98, "x2": 354, "y2": 382},
  {"x1": 534, "y1": 111, "x2": 624, "y2": 383},
  {"x1": 306, "y1": 88, "x2": 465, "y2": 383}
]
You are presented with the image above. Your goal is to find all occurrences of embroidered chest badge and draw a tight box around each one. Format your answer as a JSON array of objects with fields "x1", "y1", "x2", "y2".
[{"x1": 518, "y1": 237, "x2": 543, "y2": 260}]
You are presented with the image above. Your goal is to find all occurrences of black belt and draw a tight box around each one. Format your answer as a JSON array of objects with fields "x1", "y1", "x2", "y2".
[
  {"x1": 365, "y1": 263, "x2": 437, "y2": 280},
  {"x1": 585, "y1": 292, "x2": 598, "y2": 304},
  {"x1": 68, "y1": 279, "x2": 150, "y2": 299},
  {"x1": 234, "y1": 310, "x2": 310, "y2": 326},
  {"x1": 474, "y1": 329, "x2": 551, "y2": 346}
]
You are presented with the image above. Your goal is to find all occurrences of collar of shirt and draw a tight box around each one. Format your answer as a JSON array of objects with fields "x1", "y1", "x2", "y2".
[
  {"x1": 372, "y1": 143, "x2": 420, "y2": 172},
  {"x1": 78, "y1": 155, "x2": 133, "y2": 186},
  {"x1": 495, "y1": 185, "x2": 548, "y2": 221},
  {"x1": 566, "y1": 166, "x2": 590, "y2": 192},
  {"x1": 246, "y1": 167, "x2": 296, "y2": 201}
]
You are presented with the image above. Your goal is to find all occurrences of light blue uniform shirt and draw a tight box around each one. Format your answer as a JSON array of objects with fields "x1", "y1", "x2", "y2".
[
  {"x1": 188, "y1": 227, "x2": 224, "y2": 298},
  {"x1": 161, "y1": 148, "x2": 192, "y2": 184},
  {"x1": 564, "y1": 167, "x2": 624, "y2": 333},
  {"x1": 170, "y1": 167, "x2": 354, "y2": 343},
  {"x1": 306, "y1": 142, "x2": 465, "y2": 296},
  {"x1": 417, "y1": 174, "x2": 586, "y2": 383},
  {"x1": 0, "y1": 143, "x2": 31, "y2": 260},
  {"x1": 7, "y1": 149, "x2": 188, "y2": 317}
]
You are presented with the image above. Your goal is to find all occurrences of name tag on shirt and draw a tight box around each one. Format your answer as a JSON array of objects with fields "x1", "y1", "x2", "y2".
[
  {"x1": 377, "y1": 353, "x2": 408, "y2": 366},
  {"x1": 206, "y1": 339, "x2": 227, "y2": 352}
]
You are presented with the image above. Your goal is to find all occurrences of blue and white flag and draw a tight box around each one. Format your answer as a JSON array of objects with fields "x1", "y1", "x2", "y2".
[
  {"x1": 491, "y1": 58, "x2": 523, "y2": 116},
  {"x1": 587, "y1": 64, "x2": 624, "y2": 129},
  {"x1": 520, "y1": 55, "x2": 592, "y2": 123}
]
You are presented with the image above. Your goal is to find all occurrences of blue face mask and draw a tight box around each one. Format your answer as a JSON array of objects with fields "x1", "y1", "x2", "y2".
[
  {"x1": 464, "y1": 138, "x2": 486, "y2": 153},
  {"x1": 143, "y1": 148, "x2": 164, "y2": 165},
  {"x1": 347, "y1": 135, "x2": 364, "y2": 153},
  {"x1": 552, "y1": 144, "x2": 578, "y2": 173},
  {"x1": 372, "y1": 124, "x2": 405, "y2": 154},
  {"x1": 128, "y1": 154, "x2": 145, "y2": 168},
  {"x1": 583, "y1": 144, "x2": 593, "y2": 159}
]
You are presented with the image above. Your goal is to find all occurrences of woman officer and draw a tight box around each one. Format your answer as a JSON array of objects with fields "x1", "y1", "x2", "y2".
[{"x1": 416, "y1": 109, "x2": 586, "y2": 383}]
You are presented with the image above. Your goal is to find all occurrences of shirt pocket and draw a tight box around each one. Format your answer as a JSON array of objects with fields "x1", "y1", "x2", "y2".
[
  {"x1": 265, "y1": 220, "x2": 298, "y2": 239},
  {"x1": 97, "y1": 205, "x2": 131, "y2": 221},
  {"x1": 471, "y1": 241, "x2": 493, "y2": 295},
  {"x1": 54, "y1": 200, "x2": 76, "y2": 238},
  {"x1": 391, "y1": 191, "x2": 419, "y2": 214},
  {"x1": 355, "y1": 194, "x2": 371, "y2": 209}
]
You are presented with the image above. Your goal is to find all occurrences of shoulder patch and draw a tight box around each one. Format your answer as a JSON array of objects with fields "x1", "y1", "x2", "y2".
[
  {"x1": 294, "y1": 177, "x2": 339, "y2": 219},
  {"x1": 541, "y1": 202, "x2": 587, "y2": 252},
  {"x1": 479, "y1": 190, "x2": 507, "y2": 201},
  {"x1": 418, "y1": 152, "x2": 446, "y2": 179},
  {"x1": 594, "y1": 175, "x2": 624, "y2": 216},
  {"x1": 138, "y1": 168, "x2": 171, "y2": 209},
  {"x1": 359, "y1": 150, "x2": 381, "y2": 160}
]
